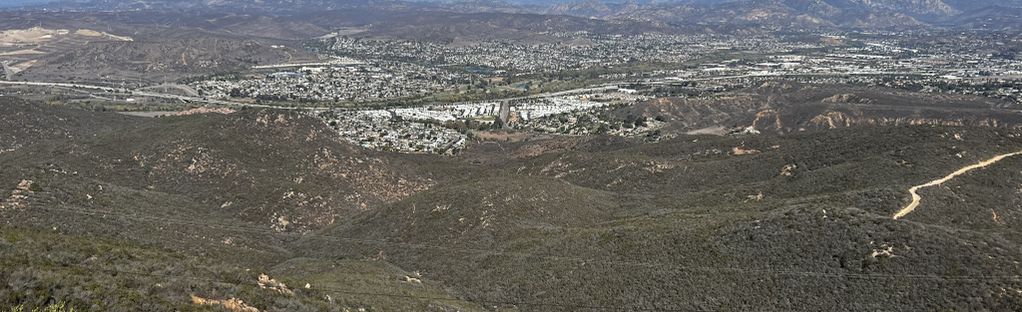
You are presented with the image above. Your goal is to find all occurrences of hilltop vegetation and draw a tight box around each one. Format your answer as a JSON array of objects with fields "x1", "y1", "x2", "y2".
[{"x1": 4, "y1": 96, "x2": 1022, "y2": 310}]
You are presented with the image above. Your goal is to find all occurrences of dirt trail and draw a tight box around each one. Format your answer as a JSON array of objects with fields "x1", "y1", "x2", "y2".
[{"x1": 893, "y1": 151, "x2": 1022, "y2": 220}]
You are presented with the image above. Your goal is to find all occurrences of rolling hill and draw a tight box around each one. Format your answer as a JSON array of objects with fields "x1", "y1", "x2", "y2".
[{"x1": 6, "y1": 92, "x2": 1022, "y2": 310}]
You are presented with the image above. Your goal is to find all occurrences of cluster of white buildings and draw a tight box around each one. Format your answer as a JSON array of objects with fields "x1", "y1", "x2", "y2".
[{"x1": 318, "y1": 95, "x2": 617, "y2": 154}]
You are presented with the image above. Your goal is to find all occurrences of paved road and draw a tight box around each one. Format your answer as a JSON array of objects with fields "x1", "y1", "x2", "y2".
[
  {"x1": 480, "y1": 72, "x2": 928, "y2": 105},
  {"x1": 251, "y1": 59, "x2": 364, "y2": 70},
  {"x1": 0, "y1": 80, "x2": 333, "y2": 110},
  {"x1": 486, "y1": 85, "x2": 621, "y2": 104},
  {"x1": 636, "y1": 71, "x2": 927, "y2": 86},
  {"x1": 0, "y1": 71, "x2": 936, "y2": 111},
  {"x1": 138, "y1": 83, "x2": 201, "y2": 97}
]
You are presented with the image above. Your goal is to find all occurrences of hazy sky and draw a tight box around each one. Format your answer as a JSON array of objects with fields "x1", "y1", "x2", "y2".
[{"x1": 0, "y1": 0, "x2": 54, "y2": 8}]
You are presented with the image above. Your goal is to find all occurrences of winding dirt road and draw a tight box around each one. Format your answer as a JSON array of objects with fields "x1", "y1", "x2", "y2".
[{"x1": 893, "y1": 151, "x2": 1022, "y2": 220}]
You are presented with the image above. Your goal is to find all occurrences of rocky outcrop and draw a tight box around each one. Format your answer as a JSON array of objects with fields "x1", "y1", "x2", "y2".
[
  {"x1": 190, "y1": 294, "x2": 259, "y2": 312},
  {"x1": 0, "y1": 180, "x2": 35, "y2": 211},
  {"x1": 257, "y1": 273, "x2": 294, "y2": 295},
  {"x1": 821, "y1": 93, "x2": 875, "y2": 104},
  {"x1": 806, "y1": 111, "x2": 1014, "y2": 130}
]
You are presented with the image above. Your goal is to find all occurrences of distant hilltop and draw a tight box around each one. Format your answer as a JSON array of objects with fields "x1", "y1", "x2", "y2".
[{"x1": 24, "y1": 0, "x2": 1022, "y2": 31}]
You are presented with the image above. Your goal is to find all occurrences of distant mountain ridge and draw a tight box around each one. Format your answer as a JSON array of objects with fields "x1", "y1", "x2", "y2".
[
  {"x1": 28, "y1": 0, "x2": 1022, "y2": 30},
  {"x1": 540, "y1": 0, "x2": 1022, "y2": 29}
]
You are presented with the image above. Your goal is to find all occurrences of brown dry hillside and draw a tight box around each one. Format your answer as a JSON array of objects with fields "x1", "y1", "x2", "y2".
[
  {"x1": 2, "y1": 104, "x2": 432, "y2": 233},
  {"x1": 621, "y1": 82, "x2": 1022, "y2": 135},
  {"x1": 0, "y1": 96, "x2": 141, "y2": 152},
  {"x1": 302, "y1": 124, "x2": 1022, "y2": 311},
  {"x1": 6, "y1": 97, "x2": 1022, "y2": 311}
]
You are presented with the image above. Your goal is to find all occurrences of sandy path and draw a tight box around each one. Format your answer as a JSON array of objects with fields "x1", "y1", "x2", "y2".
[{"x1": 893, "y1": 151, "x2": 1022, "y2": 220}]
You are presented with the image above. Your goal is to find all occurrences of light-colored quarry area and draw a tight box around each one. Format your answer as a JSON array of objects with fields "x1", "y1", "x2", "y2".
[{"x1": 0, "y1": 27, "x2": 132, "y2": 78}]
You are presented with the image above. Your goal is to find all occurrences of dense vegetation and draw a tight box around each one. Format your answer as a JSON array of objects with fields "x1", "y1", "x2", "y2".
[{"x1": 4, "y1": 92, "x2": 1022, "y2": 310}]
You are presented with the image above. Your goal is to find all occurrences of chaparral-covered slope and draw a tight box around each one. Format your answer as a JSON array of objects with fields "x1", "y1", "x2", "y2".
[{"x1": 4, "y1": 95, "x2": 1022, "y2": 311}]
